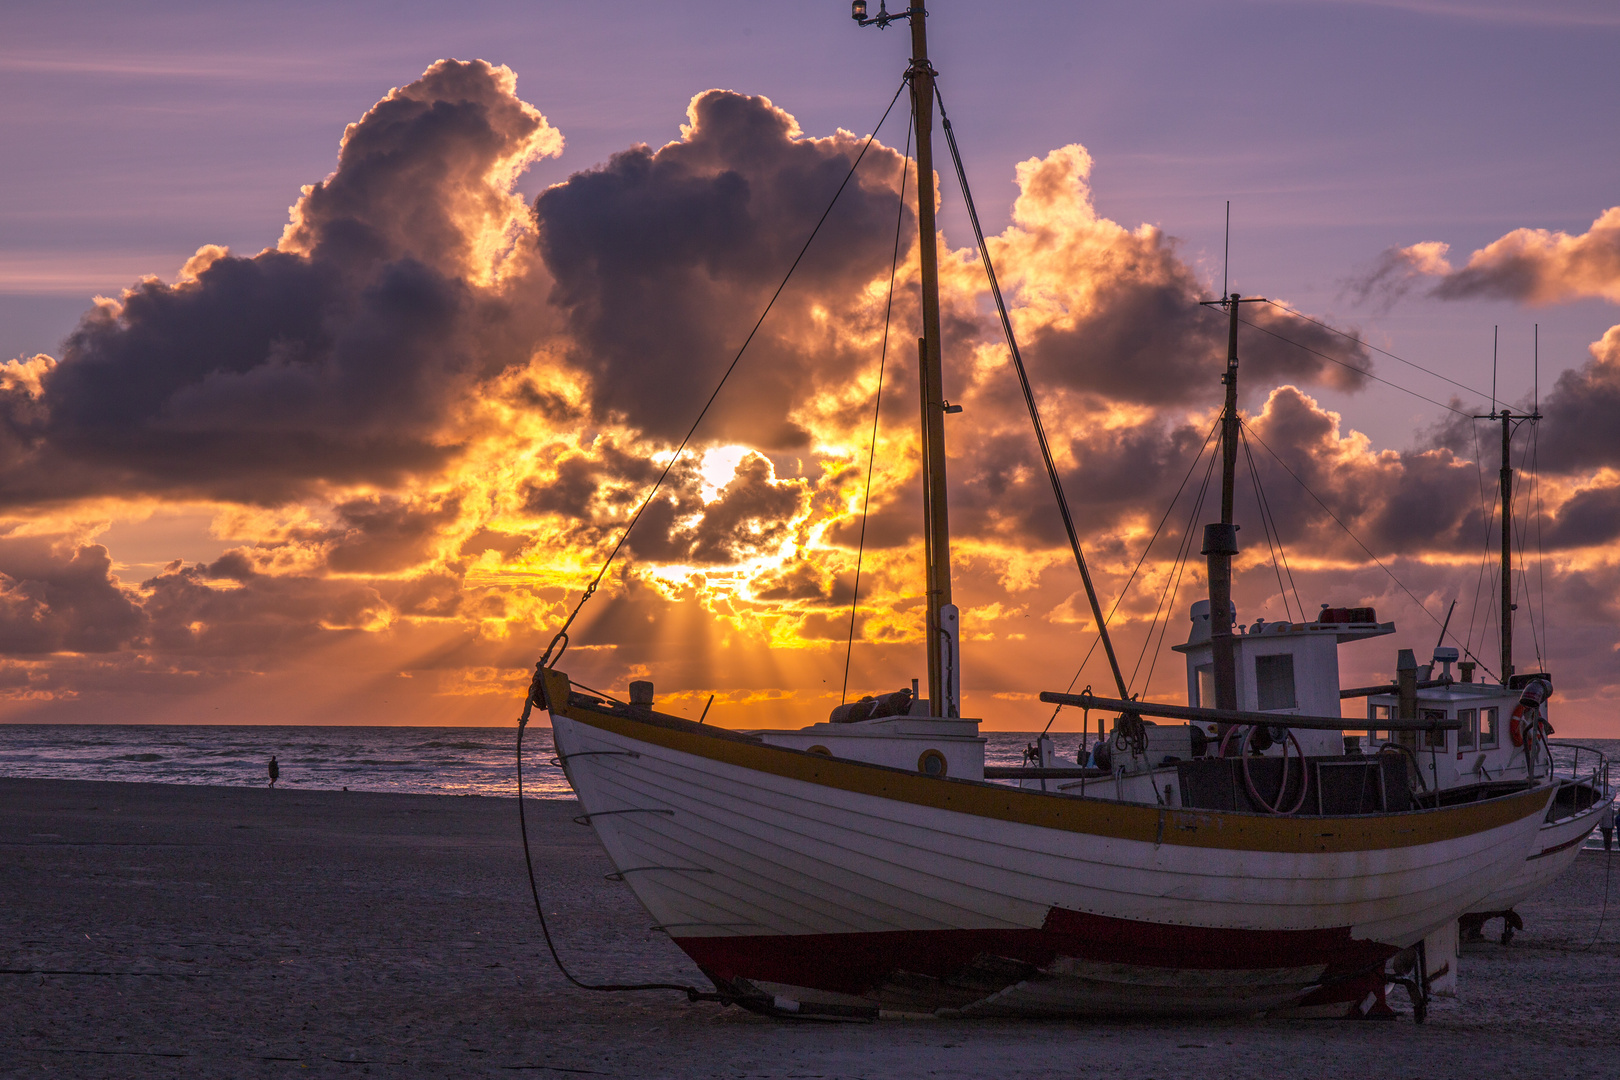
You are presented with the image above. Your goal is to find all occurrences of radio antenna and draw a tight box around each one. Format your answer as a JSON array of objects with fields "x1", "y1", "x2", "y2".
[
  {"x1": 1491, "y1": 326, "x2": 1498, "y2": 413},
  {"x1": 1222, "y1": 200, "x2": 1230, "y2": 300}
]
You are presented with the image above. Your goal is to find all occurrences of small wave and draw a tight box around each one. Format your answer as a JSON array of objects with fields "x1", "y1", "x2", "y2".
[
  {"x1": 416, "y1": 741, "x2": 491, "y2": 750},
  {"x1": 119, "y1": 753, "x2": 164, "y2": 762}
]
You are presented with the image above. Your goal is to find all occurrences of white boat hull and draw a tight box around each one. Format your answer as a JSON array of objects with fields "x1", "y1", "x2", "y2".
[
  {"x1": 1468, "y1": 784, "x2": 1613, "y2": 914},
  {"x1": 546, "y1": 674, "x2": 1552, "y2": 1017}
]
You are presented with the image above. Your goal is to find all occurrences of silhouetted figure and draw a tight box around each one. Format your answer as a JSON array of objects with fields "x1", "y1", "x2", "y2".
[
  {"x1": 268, "y1": 755, "x2": 279, "y2": 788},
  {"x1": 1602, "y1": 804, "x2": 1615, "y2": 852}
]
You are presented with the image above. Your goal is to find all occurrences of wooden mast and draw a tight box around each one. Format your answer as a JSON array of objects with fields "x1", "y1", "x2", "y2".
[{"x1": 906, "y1": 3, "x2": 954, "y2": 717}]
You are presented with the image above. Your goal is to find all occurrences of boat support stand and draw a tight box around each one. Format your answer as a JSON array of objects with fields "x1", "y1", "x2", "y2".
[{"x1": 1387, "y1": 939, "x2": 1431, "y2": 1024}]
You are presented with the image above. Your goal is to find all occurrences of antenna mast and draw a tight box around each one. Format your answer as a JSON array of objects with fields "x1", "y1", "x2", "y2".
[
  {"x1": 1474, "y1": 343, "x2": 1541, "y2": 686},
  {"x1": 1197, "y1": 290, "x2": 1267, "y2": 709}
]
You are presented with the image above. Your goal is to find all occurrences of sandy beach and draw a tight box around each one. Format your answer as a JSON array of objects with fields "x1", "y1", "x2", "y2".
[{"x1": 4, "y1": 777, "x2": 1617, "y2": 1078}]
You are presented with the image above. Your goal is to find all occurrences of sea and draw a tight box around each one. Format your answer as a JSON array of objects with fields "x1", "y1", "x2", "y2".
[
  {"x1": 0, "y1": 725, "x2": 1095, "y2": 801},
  {"x1": 2, "y1": 725, "x2": 1614, "y2": 848}
]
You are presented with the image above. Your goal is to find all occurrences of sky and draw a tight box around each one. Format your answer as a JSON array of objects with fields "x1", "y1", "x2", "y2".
[{"x1": 2, "y1": 0, "x2": 1618, "y2": 732}]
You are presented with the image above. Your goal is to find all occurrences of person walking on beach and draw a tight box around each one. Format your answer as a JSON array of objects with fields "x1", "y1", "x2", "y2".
[
  {"x1": 1602, "y1": 803, "x2": 1615, "y2": 852},
  {"x1": 268, "y1": 755, "x2": 279, "y2": 788}
]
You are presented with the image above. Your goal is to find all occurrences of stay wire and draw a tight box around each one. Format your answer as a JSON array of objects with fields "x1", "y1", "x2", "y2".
[
  {"x1": 1241, "y1": 419, "x2": 1499, "y2": 681},
  {"x1": 534, "y1": 77, "x2": 911, "y2": 670},
  {"x1": 1042, "y1": 417, "x2": 1221, "y2": 732},
  {"x1": 1260, "y1": 298, "x2": 1490, "y2": 401},
  {"x1": 1509, "y1": 425, "x2": 1544, "y2": 667},
  {"x1": 1126, "y1": 442, "x2": 1217, "y2": 688},
  {"x1": 842, "y1": 114, "x2": 912, "y2": 704},
  {"x1": 935, "y1": 82, "x2": 1130, "y2": 700},
  {"x1": 1135, "y1": 447, "x2": 1219, "y2": 696},
  {"x1": 1249, "y1": 433, "x2": 1305, "y2": 620},
  {"x1": 1241, "y1": 429, "x2": 1296, "y2": 622},
  {"x1": 1233, "y1": 314, "x2": 1470, "y2": 418},
  {"x1": 512, "y1": 78, "x2": 910, "y2": 1004}
]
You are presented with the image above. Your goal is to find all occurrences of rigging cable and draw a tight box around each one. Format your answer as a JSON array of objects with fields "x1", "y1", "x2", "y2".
[
  {"x1": 1041, "y1": 418, "x2": 1221, "y2": 732},
  {"x1": 1134, "y1": 443, "x2": 1219, "y2": 697},
  {"x1": 1260, "y1": 299, "x2": 1490, "y2": 401},
  {"x1": 842, "y1": 114, "x2": 912, "y2": 704},
  {"x1": 532, "y1": 77, "x2": 911, "y2": 673},
  {"x1": 1232, "y1": 314, "x2": 1470, "y2": 417},
  {"x1": 934, "y1": 82, "x2": 1129, "y2": 699},
  {"x1": 1241, "y1": 419, "x2": 1499, "y2": 681},
  {"x1": 1463, "y1": 420, "x2": 1496, "y2": 668},
  {"x1": 512, "y1": 78, "x2": 911, "y2": 1004},
  {"x1": 1241, "y1": 428, "x2": 1298, "y2": 623},
  {"x1": 1246, "y1": 430, "x2": 1306, "y2": 621},
  {"x1": 1510, "y1": 425, "x2": 1544, "y2": 667},
  {"x1": 1126, "y1": 437, "x2": 1218, "y2": 689}
]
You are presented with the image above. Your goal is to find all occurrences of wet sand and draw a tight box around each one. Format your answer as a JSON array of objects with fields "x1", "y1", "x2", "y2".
[{"x1": 3, "y1": 777, "x2": 1617, "y2": 1078}]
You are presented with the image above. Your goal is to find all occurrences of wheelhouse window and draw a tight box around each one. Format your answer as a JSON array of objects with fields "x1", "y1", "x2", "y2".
[
  {"x1": 1255, "y1": 654, "x2": 1297, "y2": 711},
  {"x1": 1368, "y1": 703, "x2": 1393, "y2": 744},
  {"x1": 1480, "y1": 706, "x2": 1500, "y2": 748},
  {"x1": 1457, "y1": 708, "x2": 1477, "y2": 750},
  {"x1": 1195, "y1": 664, "x2": 1214, "y2": 708},
  {"x1": 1422, "y1": 708, "x2": 1447, "y2": 749}
]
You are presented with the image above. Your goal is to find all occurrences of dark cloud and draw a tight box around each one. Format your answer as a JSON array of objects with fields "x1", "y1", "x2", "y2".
[
  {"x1": 1430, "y1": 209, "x2": 1620, "y2": 305},
  {"x1": 1017, "y1": 287, "x2": 1372, "y2": 409},
  {"x1": 521, "y1": 441, "x2": 664, "y2": 521},
  {"x1": 324, "y1": 493, "x2": 462, "y2": 574},
  {"x1": 1347, "y1": 209, "x2": 1620, "y2": 308},
  {"x1": 141, "y1": 558, "x2": 393, "y2": 657},
  {"x1": 753, "y1": 559, "x2": 853, "y2": 606},
  {"x1": 1342, "y1": 242, "x2": 1454, "y2": 310},
  {"x1": 0, "y1": 60, "x2": 560, "y2": 508},
  {"x1": 623, "y1": 452, "x2": 807, "y2": 565},
  {"x1": 984, "y1": 146, "x2": 1371, "y2": 409},
  {"x1": 0, "y1": 539, "x2": 144, "y2": 654},
  {"x1": 458, "y1": 528, "x2": 530, "y2": 560},
  {"x1": 535, "y1": 89, "x2": 913, "y2": 446},
  {"x1": 1542, "y1": 482, "x2": 1620, "y2": 550},
  {"x1": 281, "y1": 59, "x2": 559, "y2": 278},
  {"x1": 1534, "y1": 326, "x2": 1620, "y2": 474}
]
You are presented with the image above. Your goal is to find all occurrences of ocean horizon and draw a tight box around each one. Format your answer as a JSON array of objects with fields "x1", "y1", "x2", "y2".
[{"x1": 0, "y1": 723, "x2": 1119, "y2": 801}]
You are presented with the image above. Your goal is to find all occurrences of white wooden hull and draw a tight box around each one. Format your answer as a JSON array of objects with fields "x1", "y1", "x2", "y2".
[
  {"x1": 1469, "y1": 787, "x2": 1613, "y2": 914},
  {"x1": 546, "y1": 678, "x2": 1551, "y2": 1017}
]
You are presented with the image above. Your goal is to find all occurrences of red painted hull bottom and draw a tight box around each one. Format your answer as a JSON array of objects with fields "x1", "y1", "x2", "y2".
[{"x1": 676, "y1": 907, "x2": 1398, "y2": 1018}]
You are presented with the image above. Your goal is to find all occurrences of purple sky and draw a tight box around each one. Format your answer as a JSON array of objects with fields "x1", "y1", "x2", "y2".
[
  {"x1": 5, "y1": 1, "x2": 1615, "y2": 441},
  {"x1": 2, "y1": 0, "x2": 1618, "y2": 728}
]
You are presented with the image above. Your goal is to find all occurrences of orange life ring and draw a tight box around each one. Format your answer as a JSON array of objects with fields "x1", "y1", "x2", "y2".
[{"x1": 1509, "y1": 704, "x2": 1530, "y2": 748}]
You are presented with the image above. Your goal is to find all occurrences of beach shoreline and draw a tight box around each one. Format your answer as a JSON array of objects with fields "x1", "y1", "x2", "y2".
[{"x1": 4, "y1": 776, "x2": 1617, "y2": 1077}]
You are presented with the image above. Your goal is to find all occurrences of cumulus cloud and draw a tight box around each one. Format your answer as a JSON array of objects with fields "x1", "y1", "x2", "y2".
[
  {"x1": 987, "y1": 145, "x2": 1372, "y2": 408},
  {"x1": 1353, "y1": 208, "x2": 1620, "y2": 307},
  {"x1": 534, "y1": 89, "x2": 915, "y2": 448},
  {"x1": 1535, "y1": 324, "x2": 1620, "y2": 473},
  {"x1": 8, "y1": 59, "x2": 1618, "y2": 728},
  {"x1": 0, "y1": 59, "x2": 562, "y2": 507},
  {"x1": 1344, "y1": 241, "x2": 1454, "y2": 308},
  {"x1": 0, "y1": 537, "x2": 144, "y2": 654}
]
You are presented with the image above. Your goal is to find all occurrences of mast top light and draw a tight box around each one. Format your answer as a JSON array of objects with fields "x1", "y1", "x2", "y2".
[{"x1": 852, "y1": 0, "x2": 867, "y2": 20}]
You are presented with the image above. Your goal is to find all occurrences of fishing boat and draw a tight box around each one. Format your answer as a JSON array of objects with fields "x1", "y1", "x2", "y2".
[
  {"x1": 529, "y1": 0, "x2": 1555, "y2": 1020},
  {"x1": 1352, "y1": 405, "x2": 1613, "y2": 947}
]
